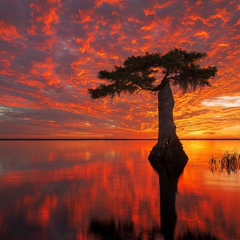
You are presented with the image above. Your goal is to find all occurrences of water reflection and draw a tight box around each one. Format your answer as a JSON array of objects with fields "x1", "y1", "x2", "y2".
[
  {"x1": 149, "y1": 152, "x2": 187, "y2": 240},
  {"x1": 88, "y1": 151, "x2": 219, "y2": 240},
  {"x1": 89, "y1": 219, "x2": 138, "y2": 240},
  {"x1": 89, "y1": 153, "x2": 187, "y2": 240},
  {"x1": 179, "y1": 230, "x2": 217, "y2": 240},
  {"x1": 1, "y1": 140, "x2": 240, "y2": 239}
]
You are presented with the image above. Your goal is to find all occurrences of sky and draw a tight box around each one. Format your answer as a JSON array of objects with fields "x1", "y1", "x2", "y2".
[{"x1": 0, "y1": 0, "x2": 239, "y2": 139}]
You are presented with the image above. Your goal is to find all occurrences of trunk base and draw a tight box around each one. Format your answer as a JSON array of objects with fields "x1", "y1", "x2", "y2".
[{"x1": 148, "y1": 134, "x2": 188, "y2": 175}]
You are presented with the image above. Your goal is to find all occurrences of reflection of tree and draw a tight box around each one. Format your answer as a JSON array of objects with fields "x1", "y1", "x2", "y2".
[
  {"x1": 88, "y1": 152, "x2": 187, "y2": 240},
  {"x1": 88, "y1": 219, "x2": 140, "y2": 240},
  {"x1": 89, "y1": 150, "x2": 217, "y2": 240},
  {"x1": 149, "y1": 150, "x2": 188, "y2": 240},
  {"x1": 150, "y1": 151, "x2": 218, "y2": 240}
]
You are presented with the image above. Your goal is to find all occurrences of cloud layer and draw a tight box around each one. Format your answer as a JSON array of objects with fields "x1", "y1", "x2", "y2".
[{"x1": 0, "y1": 0, "x2": 239, "y2": 139}]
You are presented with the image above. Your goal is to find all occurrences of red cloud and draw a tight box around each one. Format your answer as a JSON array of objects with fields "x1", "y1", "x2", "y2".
[
  {"x1": 30, "y1": 57, "x2": 62, "y2": 89},
  {"x1": 110, "y1": 21, "x2": 123, "y2": 35},
  {"x1": 144, "y1": 1, "x2": 173, "y2": 16},
  {"x1": 78, "y1": 9, "x2": 95, "y2": 24},
  {"x1": 141, "y1": 21, "x2": 158, "y2": 31},
  {"x1": 0, "y1": 21, "x2": 24, "y2": 42},
  {"x1": 30, "y1": 3, "x2": 61, "y2": 36},
  {"x1": 76, "y1": 33, "x2": 95, "y2": 54},
  {"x1": 194, "y1": 31, "x2": 210, "y2": 39},
  {"x1": 47, "y1": 0, "x2": 61, "y2": 4},
  {"x1": 95, "y1": 0, "x2": 125, "y2": 8},
  {"x1": 209, "y1": 8, "x2": 232, "y2": 26}
]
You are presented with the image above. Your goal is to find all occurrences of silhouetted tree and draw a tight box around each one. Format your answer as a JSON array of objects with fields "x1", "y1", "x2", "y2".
[{"x1": 89, "y1": 49, "x2": 217, "y2": 163}]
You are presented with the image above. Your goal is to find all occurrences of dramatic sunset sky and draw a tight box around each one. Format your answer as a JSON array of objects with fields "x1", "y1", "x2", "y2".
[{"x1": 0, "y1": 0, "x2": 239, "y2": 139}]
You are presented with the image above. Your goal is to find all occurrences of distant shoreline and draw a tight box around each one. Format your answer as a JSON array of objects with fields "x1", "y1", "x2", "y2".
[{"x1": 0, "y1": 138, "x2": 240, "y2": 141}]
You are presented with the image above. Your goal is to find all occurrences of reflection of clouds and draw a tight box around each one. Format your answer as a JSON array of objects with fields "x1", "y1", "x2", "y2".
[{"x1": 202, "y1": 96, "x2": 240, "y2": 108}]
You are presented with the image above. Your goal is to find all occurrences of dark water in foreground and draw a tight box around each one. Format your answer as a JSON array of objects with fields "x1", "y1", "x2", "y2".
[{"x1": 0, "y1": 140, "x2": 240, "y2": 240}]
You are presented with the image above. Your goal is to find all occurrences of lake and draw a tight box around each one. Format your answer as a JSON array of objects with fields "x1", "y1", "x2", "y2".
[{"x1": 0, "y1": 140, "x2": 240, "y2": 240}]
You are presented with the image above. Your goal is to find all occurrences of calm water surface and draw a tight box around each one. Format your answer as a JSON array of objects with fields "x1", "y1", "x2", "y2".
[{"x1": 0, "y1": 140, "x2": 240, "y2": 240}]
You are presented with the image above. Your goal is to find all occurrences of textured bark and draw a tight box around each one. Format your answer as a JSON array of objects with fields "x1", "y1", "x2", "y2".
[{"x1": 148, "y1": 79, "x2": 188, "y2": 165}]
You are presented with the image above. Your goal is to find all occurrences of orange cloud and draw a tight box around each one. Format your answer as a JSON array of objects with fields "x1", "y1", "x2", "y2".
[
  {"x1": 77, "y1": 9, "x2": 95, "y2": 24},
  {"x1": 30, "y1": 57, "x2": 62, "y2": 89},
  {"x1": 218, "y1": 43, "x2": 229, "y2": 47},
  {"x1": 0, "y1": 94, "x2": 41, "y2": 109},
  {"x1": 47, "y1": 0, "x2": 61, "y2": 4},
  {"x1": 144, "y1": 8, "x2": 155, "y2": 17},
  {"x1": 30, "y1": 3, "x2": 61, "y2": 36},
  {"x1": 194, "y1": 31, "x2": 210, "y2": 39},
  {"x1": 42, "y1": 8, "x2": 60, "y2": 35},
  {"x1": 182, "y1": 15, "x2": 210, "y2": 27},
  {"x1": 27, "y1": 24, "x2": 37, "y2": 36},
  {"x1": 128, "y1": 17, "x2": 142, "y2": 24},
  {"x1": 76, "y1": 33, "x2": 95, "y2": 54},
  {"x1": 0, "y1": 58, "x2": 13, "y2": 76},
  {"x1": 95, "y1": 0, "x2": 125, "y2": 8},
  {"x1": 144, "y1": 1, "x2": 173, "y2": 16},
  {"x1": 0, "y1": 21, "x2": 23, "y2": 42},
  {"x1": 209, "y1": 8, "x2": 232, "y2": 26},
  {"x1": 141, "y1": 21, "x2": 158, "y2": 31},
  {"x1": 110, "y1": 22, "x2": 123, "y2": 35}
]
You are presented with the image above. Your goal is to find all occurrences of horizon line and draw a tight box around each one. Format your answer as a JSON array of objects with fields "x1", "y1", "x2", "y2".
[{"x1": 0, "y1": 138, "x2": 240, "y2": 141}]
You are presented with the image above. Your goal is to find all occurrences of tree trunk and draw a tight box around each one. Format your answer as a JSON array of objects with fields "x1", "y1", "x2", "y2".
[{"x1": 148, "y1": 79, "x2": 188, "y2": 166}]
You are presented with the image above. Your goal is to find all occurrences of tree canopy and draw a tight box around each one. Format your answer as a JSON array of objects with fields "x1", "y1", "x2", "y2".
[{"x1": 88, "y1": 48, "x2": 217, "y2": 99}]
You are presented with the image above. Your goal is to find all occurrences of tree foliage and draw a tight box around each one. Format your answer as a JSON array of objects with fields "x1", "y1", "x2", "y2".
[{"x1": 88, "y1": 49, "x2": 217, "y2": 99}]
